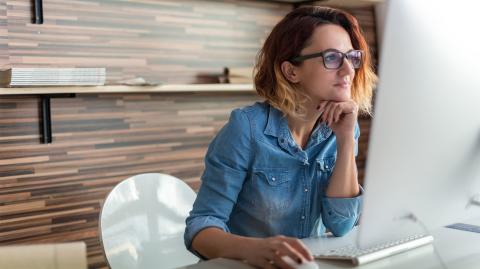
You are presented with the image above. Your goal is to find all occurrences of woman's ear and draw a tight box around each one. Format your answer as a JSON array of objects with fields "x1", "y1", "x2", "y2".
[{"x1": 281, "y1": 61, "x2": 301, "y2": 83}]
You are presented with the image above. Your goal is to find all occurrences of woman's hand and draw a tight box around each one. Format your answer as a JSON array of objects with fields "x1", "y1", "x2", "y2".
[
  {"x1": 241, "y1": 235, "x2": 314, "y2": 269},
  {"x1": 317, "y1": 100, "x2": 358, "y2": 142}
]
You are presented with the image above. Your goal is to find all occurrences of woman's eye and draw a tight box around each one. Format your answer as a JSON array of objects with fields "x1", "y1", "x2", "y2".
[{"x1": 324, "y1": 54, "x2": 338, "y2": 62}]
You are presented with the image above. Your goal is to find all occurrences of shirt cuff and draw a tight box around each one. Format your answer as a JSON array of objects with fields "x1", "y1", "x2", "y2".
[
  {"x1": 184, "y1": 216, "x2": 230, "y2": 259},
  {"x1": 322, "y1": 185, "x2": 364, "y2": 236}
]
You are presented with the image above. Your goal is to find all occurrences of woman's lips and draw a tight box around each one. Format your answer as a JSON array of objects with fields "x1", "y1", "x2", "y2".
[{"x1": 334, "y1": 82, "x2": 350, "y2": 88}]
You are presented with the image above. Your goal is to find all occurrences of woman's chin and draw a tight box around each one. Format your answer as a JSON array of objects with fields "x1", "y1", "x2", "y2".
[
  {"x1": 314, "y1": 91, "x2": 351, "y2": 103},
  {"x1": 329, "y1": 94, "x2": 351, "y2": 102}
]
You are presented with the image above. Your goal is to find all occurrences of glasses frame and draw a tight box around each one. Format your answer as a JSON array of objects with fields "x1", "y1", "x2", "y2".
[{"x1": 290, "y1": 49, "x2": 364, "y2": 70}]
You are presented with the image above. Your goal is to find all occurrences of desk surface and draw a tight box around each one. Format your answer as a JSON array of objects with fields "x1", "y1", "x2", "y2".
[{"x1": 177, "y1": 219, "x2": 480, "y2": 269}]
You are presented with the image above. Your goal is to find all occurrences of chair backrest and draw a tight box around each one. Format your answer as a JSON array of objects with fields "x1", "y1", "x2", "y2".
[{"x1": 100, "y1": 173, "x2": 198, "y2": 269}]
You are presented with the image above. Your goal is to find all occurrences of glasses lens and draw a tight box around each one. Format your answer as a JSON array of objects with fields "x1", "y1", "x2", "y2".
[
  {"x1": 347, "y1": 50, "x2": 363, "y2": 69},
  {"x1": 323, "y1": 51, "x2": 343, "y2": 69}
]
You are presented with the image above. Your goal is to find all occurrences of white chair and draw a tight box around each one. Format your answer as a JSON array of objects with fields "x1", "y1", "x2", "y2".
[{"x1": 100, "y1": 173, "x2": 198, "y2": 269}]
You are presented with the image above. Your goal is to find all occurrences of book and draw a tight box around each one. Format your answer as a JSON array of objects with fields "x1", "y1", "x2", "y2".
[{"x1": 0, "y1": 67, "x2": 106, "y2": 87}]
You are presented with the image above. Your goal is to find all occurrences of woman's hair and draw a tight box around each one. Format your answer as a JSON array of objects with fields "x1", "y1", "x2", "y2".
[{"x1": 254, "y1": 6, "x2": 377, "y2": 118}]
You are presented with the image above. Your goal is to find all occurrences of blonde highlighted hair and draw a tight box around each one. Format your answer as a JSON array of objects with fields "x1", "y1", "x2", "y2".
[{"x1": 254, "y1": 6, "x2": 377, "y2": 118}]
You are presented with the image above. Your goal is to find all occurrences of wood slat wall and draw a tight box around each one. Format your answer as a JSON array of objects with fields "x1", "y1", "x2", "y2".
[
  {"x1": 0, "y1": 1, "x2": 377, "y2": 269},
  {"x1": 0, "y1": 0, "x2": 7, "y2": 67},
  {"x1": 3, "y1": 0, "x2": 291, "y2": 84}
]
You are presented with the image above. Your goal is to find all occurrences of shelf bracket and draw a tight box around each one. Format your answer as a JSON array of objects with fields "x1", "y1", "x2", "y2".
[
  {"x1": 32, "y1": 0, "x2": 44, "y2": 24},
  {"x1": 39, "y1": 94, "x2": 75, "y2": 144}
]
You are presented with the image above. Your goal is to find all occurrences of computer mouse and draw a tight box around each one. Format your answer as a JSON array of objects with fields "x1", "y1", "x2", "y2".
[{"x1": 281, "y1": 256, "x2": 319, "y2": 269}]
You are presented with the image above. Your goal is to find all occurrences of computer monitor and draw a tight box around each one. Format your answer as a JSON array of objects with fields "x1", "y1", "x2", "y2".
[{"x1": 357, "y1": 0, "x2": 480, "y2": 248}]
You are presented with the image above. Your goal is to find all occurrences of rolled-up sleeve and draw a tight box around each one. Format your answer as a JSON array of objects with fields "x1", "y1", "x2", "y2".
[
  {"x1": 322, "y1": 122, "x2": 363, "y2": 237},
  {"x1": 184, "y1": 109, "x2": 251, "y2": 257},
  {"x1": 322, "y1": 186, "x2": 363, "y2": 236},
  {"x1": 354, "y1": 121, "x2": 360, "y2": 156}
]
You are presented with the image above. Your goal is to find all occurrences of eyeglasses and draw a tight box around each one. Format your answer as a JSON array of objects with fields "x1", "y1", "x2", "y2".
[{"x1": 290, "y1": 49, "x2": 363, "y2": 70}]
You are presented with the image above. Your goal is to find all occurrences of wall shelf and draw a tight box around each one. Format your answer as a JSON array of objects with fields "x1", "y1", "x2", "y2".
[
  {"x1": 0, "y1": 83, "x2": 254, "y2": 95},
  {"x1": 1, "y1": 84, "x2": 255, "y2": 144}
]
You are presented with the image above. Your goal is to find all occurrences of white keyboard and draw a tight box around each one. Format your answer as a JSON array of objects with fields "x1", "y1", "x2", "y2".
[{"x1": 314, "y1": 234, "x2": 434, "y2": 265}]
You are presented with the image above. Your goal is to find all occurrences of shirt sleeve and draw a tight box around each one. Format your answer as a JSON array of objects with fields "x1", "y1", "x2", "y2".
[
  {"x1": 184, "y1": 108, "x2": 251, "y2": 258},
  {"x1": 354, "y1": 121, "x2": 360, "y2": 157},
  {"x1": 321, "y1": 186, "x2": 364, "y2": 236},
  {"x1": 322, "y1": 121, "x2": 363, "y2": 237}
]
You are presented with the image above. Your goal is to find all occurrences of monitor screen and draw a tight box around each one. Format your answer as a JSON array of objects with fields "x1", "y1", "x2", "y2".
[{"x1": 358, "y1": 0, "x2": 480, "y2": 248}]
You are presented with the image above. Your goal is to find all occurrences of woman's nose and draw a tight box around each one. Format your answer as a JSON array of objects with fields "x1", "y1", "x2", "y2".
[{"x1": 338, "y1": 57, "x2": 355, "y2": 76}]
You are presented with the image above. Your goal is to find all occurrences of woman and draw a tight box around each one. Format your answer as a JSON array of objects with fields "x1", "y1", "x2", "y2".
[{"x1": 184, "y1": 6, "x2": 376, "y2": 269}]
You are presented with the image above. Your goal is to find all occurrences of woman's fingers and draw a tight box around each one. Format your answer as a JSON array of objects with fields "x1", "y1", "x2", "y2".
[
  {"x1": 319, "y1": 100, "x2": 358, "y2": 126},
  {"x1": 317, "y1": 101, "x2": 328, "y2": 116},
  {"x1": 329, "y1": 103, "x2": 340, "y2": 126},
  {"x1": 256, "y1": 236, "x2": 314, "y2": 269},
  {"x1": 284, "y1": 238, "x2": 314, "y2": 261},
  {"x1": 343, "y1": 100, "x2": 358, "y2": 114},
  {"x1": 263, "y1": 259, "x2": 279, "y2": 269},
  {"x1": 323, "y1": 102, "x2": 338, "y2": 126},
  {"x1": 268, "y1": 242, "x2": 305, "y2": 269},
  {"x1": 333, "y1": 103, "x2": 344, "y2": 123},
  {"x1": 322, "y1": 102, "x2": 334, "y2": 123},
  {"x1": 271, "y1": 254, "x2": 295, "y2": 269},
  {"x1": 277, "y1": 241, "x2": 305, "y2": 264},
  {"x1": 262, "y1": 248, "x2": 293, "y2": 269}
]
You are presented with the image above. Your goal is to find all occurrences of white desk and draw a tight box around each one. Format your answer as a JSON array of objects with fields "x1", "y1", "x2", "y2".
[{"x1": 176, "y1": 219, "x2": 480, "y2": 269}]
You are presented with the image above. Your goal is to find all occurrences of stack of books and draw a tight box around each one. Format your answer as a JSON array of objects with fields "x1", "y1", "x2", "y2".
[{"x1": 0, "y1": 67, "x2": 106, "y2": 87}]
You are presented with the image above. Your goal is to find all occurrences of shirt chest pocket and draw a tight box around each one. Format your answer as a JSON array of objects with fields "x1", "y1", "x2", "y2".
[
  {"x1": 254, "y1": 168, "x2": 290, "y2": 187},
  {"x1": 249, "y1": 168, "x2": 294, "y2": 216}
]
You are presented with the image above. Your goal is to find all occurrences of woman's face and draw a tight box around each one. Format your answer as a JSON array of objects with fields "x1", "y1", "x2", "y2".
[{"x1": 294, "y1": 24, "x2": 356, "y2": 103}]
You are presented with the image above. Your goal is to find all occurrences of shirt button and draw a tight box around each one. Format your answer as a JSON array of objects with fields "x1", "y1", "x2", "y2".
[
  {"x1": 304, "y1": 188, "x2": 308, "y2": 192},
  {"x1": 271, "y1": 177, "x2": 276, "y2": 181},
  {"x1": 301, "y1": 215, "x2": 305, "y2": 220},
  {"x1": 325, "y1": 165, "x2": 329, "y2": 169}
]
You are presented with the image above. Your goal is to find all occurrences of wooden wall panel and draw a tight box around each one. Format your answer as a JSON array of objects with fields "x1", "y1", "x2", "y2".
[
  {"x1": 4, "y1": 0, "x2": 291, "y2": 84},
  {"x1": 0, "y1": 0, "x2": 8, "y2": 68},
  {"x1": 0, "y1": 2, "x2": 377, "y2": 269}
]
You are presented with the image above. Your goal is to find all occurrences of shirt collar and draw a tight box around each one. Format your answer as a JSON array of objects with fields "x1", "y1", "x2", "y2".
[
  {"x1": 264, "y1": 104, "x2": 332, "y2": 145},
  {"x1": 264, "y1": 104, "x2": 289, "y2": 140}
]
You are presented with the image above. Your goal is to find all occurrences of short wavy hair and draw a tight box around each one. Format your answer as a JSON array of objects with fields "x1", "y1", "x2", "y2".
[{"x1": 254, "y1": 6, "x2": 377, "y2": 118}]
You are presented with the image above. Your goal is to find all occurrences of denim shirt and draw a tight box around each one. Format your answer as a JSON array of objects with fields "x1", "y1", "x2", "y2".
[{"x1": 184, "y1": 102, "x2": 363, "y2": 256}]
